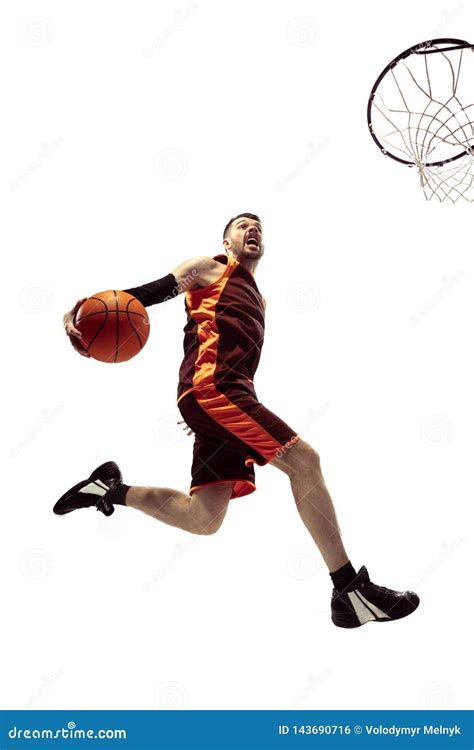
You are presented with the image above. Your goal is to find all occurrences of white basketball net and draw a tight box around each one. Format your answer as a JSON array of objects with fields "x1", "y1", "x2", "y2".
[{"x1": 370, "y1": 42, "x2": 474, "y2": 203}]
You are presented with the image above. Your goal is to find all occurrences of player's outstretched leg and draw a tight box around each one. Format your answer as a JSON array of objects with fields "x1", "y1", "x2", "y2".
[
  {"x1": 271, "y1": 440, "x2": 419, "y2": 627},
  {"x1": 53, "y1": 462, "x2": 232, "y2": 535},
  {"x1": 125, "y1": 483, "x2": 232, "y2": 534},
  {"x1": 271, "y1": 441, "x2": 349, "y2": 571}
]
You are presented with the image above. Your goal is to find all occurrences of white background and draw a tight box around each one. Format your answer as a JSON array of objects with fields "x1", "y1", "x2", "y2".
[{"x1": 0, "y1": 0, "x2": 472, "y2": 711}]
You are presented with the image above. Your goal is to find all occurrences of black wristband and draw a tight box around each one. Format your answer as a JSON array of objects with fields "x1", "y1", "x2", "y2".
[{"x1": 123, "y1": 273, "x2": 179, "y2": 307}]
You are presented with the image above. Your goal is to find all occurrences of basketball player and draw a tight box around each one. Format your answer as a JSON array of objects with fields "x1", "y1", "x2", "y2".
[{"x1": 55, "y1": 213, "x2": 420, "y2": 628}]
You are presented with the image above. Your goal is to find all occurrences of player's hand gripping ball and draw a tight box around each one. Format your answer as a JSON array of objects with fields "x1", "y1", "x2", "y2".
[{"x1": 74, "y1": 290, "x2": 150, "y2": 363}]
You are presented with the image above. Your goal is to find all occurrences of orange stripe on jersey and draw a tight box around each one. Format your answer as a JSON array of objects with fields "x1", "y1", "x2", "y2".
[
  {"x1": 177, "y1": 378, "x2": 255, "y2": 406},
  {"x1": 195, "y1": 385, "x2": 285, "y2": 463},
  {"x1": 177, "y1": 253, "x2": 265, "y2": 402},
  {"x1": 185, "y1": 256, "x2": 236, "y2": 394}
]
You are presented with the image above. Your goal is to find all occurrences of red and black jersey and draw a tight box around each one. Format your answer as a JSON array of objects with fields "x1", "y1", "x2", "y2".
[
  {"x1": 120, "y1": 251, "x2": 298, "y2": 500},
  {"x1": 177, "y1": 254, "x2": 265, "y2": 403}
]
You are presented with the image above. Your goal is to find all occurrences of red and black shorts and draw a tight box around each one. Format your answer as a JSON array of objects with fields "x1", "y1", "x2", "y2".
[{"x1": 177, "y1": 383, "x2": 299, "y2": 499}]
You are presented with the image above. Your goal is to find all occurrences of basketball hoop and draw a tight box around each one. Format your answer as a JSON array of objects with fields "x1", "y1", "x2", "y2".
[{"x1": 367, "y1": 38, "x2": 474, "y2": 203}]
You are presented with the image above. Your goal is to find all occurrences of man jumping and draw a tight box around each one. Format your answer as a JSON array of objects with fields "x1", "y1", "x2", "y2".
[{"x1": 55, "y1": 212, "x2": 420, "y2": 629}]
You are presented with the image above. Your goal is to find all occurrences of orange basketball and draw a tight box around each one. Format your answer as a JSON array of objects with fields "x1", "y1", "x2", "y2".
[{"x1": 74, "y1": 290, "x2": 150, "y2": 363}]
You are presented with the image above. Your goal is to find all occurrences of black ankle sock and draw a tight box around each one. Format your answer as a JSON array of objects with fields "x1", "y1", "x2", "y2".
[
  {"x1": 111, "y1": 484, "x2": 130, "y2": 506},
  {"x1": 330, "y1": 561, "x2": 357, "y2": 591}
]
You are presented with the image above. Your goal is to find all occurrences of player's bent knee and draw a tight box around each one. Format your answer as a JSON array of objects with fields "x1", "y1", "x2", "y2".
[
  {"x1": 298, "y1": 439, "x2": 320, "y2": 461},
  {"x1": 190, "y1": 484, "x2": 232, "y2": 535},
  {"x1": 196, "y1": 519, "x2": 223, "y2": 535},
  {"x1": 192, "y1": 510, "x2": 227, "y2": 535},
  {"x1": 278, "y1": 439, "x2": 320, "y2": 474}
]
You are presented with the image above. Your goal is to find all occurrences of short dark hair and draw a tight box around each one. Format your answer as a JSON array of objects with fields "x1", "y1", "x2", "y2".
[{"x1": 223, "y1": 212, "x2": 261, "y2": 239}]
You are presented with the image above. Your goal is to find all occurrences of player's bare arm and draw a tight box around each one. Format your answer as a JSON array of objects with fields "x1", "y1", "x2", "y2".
[
  {"x1": 171, "y1": 255, "x2": 226, "y2": 290},
  {"x1": 62, "y1": 255, "x2": 224, "y2": 355}
]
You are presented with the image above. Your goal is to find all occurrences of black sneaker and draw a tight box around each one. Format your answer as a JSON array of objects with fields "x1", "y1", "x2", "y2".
[
  {"x1": 331, "y1": 566, "x2": 420, "y2": 628},
  {"x1": 53, "y1": 461, "x2": 122, "y2": 517}
]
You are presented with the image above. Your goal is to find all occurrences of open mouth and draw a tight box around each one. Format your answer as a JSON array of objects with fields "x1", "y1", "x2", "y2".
[{"x1": 246, "y1": 236, "x2": 259, "y2": 249}]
